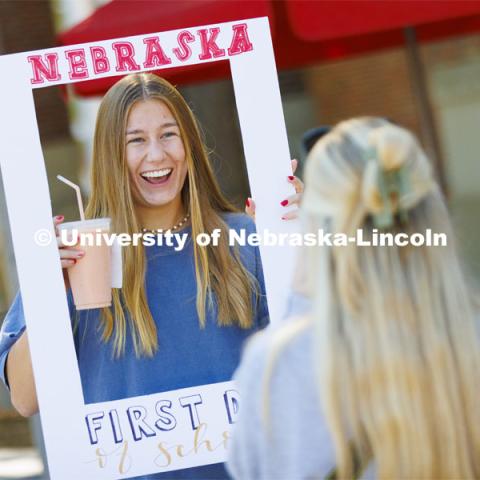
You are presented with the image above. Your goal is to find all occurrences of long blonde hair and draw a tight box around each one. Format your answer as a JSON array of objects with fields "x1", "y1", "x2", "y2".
[
  {"x1": 86, "y1": 73, "x2": 258, "y2": 357},
  {"x1": 268, "y1": 117, "x2": 480, "y2": 478}
]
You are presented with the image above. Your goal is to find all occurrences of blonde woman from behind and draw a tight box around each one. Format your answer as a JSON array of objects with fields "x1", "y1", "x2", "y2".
[{"x1": 227, "y1": 117, "x2": 480, "y2": 479}]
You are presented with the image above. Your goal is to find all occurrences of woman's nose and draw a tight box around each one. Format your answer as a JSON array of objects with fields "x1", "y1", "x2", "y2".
[{"x1": 146, "y1": 140, "x2": 166, "y2": 162}]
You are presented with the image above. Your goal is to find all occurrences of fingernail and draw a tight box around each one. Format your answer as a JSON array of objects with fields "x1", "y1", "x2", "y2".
[
  {"x1": 281, "y1": 216, "x2": 287, "y2": 220},
  {"x1": 246, "y1": 198, "x2": 251, "y2": 208},
  {"x1": 288, "y1": 176, "x2": 295, "y2": 181},
  {"x1": 56, "y1": 215, "x2": 64, "y2": 221},
  {"x1": 76, "y1": 251, "x2": 84, "y2": 257},
  {"x1": 280, "y1": 199, "x2": 289, "y2": 207}
]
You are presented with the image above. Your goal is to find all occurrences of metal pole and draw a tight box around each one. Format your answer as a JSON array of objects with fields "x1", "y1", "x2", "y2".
[{"x1": 404, "y1": 26, "x2": 448, "y2": 196}]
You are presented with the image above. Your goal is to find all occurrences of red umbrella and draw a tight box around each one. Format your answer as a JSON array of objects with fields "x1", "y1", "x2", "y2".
[
  {"x1": 58, "y1": 0, "x2": 480, "y2": 96},
  {"x1": 286, "y1": 0, "x2": 480, "y2": 42},
  {"x1": 58, "y1": 0, "x2": 480, "y2": 191},
  {"x1": 276, "y1": 0, "x2": 480, "y2": 67},
  {"x1": 58, "y1": 0, "x2": 274, "y2": 94}
]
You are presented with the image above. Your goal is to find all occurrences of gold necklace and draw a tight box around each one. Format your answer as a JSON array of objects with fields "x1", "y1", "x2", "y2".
[{"x1": 141, "y1": 213, "x2": 190, "y2": 234}]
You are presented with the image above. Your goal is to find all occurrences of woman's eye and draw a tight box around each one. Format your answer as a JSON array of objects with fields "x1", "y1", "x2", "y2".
[
  {"x1": 162, "y1": 131, "x2": 177, "y2": 139},
  {"x1": 127, "y1": 137, "x2": 143, "y2": 144}
]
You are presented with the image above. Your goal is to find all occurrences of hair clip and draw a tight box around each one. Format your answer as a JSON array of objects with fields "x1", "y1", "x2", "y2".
[{"x1": 364, "y1": 147, "x2": 410, "y2": 229}]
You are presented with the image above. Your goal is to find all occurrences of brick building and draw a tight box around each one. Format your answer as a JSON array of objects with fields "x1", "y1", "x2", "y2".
[{"x1": 302, "y1": 33, "x2": 480, "y2": 275}]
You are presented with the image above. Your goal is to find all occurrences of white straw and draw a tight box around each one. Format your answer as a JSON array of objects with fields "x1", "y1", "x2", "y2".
[{"x1": 56, "y1": 175, "x2": 85, "y2": 221}]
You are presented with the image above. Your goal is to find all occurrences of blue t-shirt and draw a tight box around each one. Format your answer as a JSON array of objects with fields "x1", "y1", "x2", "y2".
[{"x1": 0, "y1": 212, "x2": 269, "y2": 479}]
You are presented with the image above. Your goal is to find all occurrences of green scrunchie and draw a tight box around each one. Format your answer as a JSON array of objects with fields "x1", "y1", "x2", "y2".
[{"x1": 364, "y1": 147, "x2": 410, "y2": 229}]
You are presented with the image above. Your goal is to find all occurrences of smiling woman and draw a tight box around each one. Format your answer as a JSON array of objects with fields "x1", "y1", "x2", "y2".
[
  {"x1": 125, "y1": 99, "x2": 188, "y2": 228},
  {"x1": 0, "y1": 73, "x2": 270, "y2": 480},
  {"x1": 84, "y1": 73, "x2": 267, "y2": 358}
]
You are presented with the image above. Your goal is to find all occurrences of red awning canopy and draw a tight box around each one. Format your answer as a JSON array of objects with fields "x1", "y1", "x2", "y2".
[
  {"x1": 286, "y1": 1, "x2": 480, "y2": 42},
  {"x1": 59, "y1": 0, "x2": 273, "y2": 45},
  {"x1": 58, "y1": 0, "x2": 273, "y2": 95},
  {"x1": 58, "y1": 0, "x2": 480, "y2": 97}
]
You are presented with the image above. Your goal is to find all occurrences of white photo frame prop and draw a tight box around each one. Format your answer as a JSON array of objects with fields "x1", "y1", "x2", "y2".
[{"x1": 0, "y1": 17, "x2": 298, "y2": 479}]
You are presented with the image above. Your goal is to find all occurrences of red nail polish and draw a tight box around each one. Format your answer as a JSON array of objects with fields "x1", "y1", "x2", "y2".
[
  {"x1": 56, "y1": 215, "x2": 64, "y2": 221},
  {"x1": 288, "y1": 176, "x2": 295, "y2": 181},
  {"x1": 281, "y1": 200, "x2": 288, "y2": 207},
  {"x1": 246, "y1": 198, "x2": 251, "y2": 208}
]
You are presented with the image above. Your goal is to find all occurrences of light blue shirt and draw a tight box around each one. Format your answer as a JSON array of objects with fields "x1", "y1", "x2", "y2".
[{"x1": 226, "y1": 318, "x2": 337, "y2": 479}]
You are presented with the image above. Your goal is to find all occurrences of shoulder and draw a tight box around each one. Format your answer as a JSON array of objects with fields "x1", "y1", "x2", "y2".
[
  {"x1": 231, "y1": 317, "x2": 335, "y2": 479},
  {"x1": 230, "y1": 318, "x2": 331, "y2": 477},
  {"x1": 220, "y1": 212, "x2": 260, "y2": 270},
  {"x1": 221, "y1": 212, "x2": 256, "y2": 233},
  {"x1": 0, "y1": 292, "x2": 25, "y2": 340},
  {"x1": 235, "y1": 317, "x2": 314, "y2": 397}
]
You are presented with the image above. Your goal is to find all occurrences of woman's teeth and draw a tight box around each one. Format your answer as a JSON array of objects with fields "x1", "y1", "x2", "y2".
[
  {"x1": 141, "y1": 168, "x2": 172, "y2": 178},
  {"x1": 141, "y1": 168, "x2": 172, "y2": 184}
]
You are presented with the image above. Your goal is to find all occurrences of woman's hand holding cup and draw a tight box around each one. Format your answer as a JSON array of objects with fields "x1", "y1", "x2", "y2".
[{"x1": 53, "y1": 215, "x2": 84, "y2": 288}]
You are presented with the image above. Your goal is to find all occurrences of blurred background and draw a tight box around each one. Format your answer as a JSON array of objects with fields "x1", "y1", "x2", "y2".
[{"x1": 0, "y1": 1, "x2": 479, "y2": 478}]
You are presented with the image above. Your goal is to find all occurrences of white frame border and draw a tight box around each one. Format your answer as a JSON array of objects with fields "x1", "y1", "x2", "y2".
[{"x1": 0, "y1": 17, "x2": 297, "y2": 479}]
